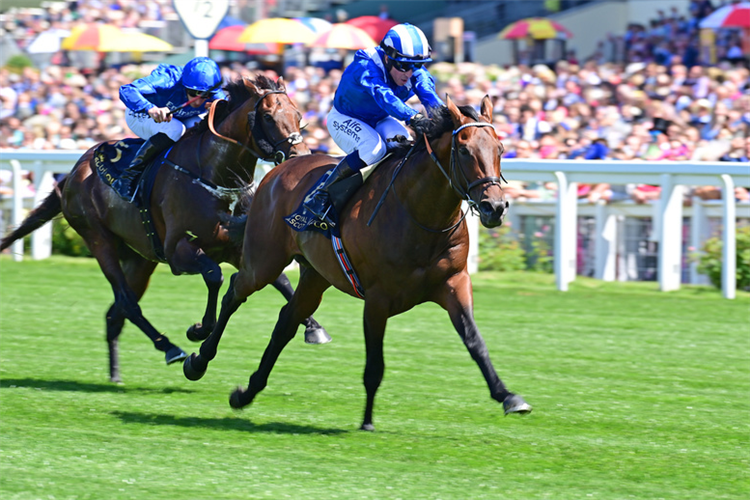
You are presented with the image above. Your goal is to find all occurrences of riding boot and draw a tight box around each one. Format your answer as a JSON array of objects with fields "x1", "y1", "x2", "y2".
[
  {"x1": 303, "y1": 151, "x2": 366, "y2": 224},
  {"x1": 113, "y1": 132, "x2": 175, "y2": 201}
]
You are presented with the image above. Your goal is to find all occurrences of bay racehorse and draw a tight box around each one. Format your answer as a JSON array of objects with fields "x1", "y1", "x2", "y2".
[
  {"x1": 183, "y1": 95, "x2": 531, "y2": 430},
  {"x1": 0, "y1": 75, "x2": 329, "y2": 383}
]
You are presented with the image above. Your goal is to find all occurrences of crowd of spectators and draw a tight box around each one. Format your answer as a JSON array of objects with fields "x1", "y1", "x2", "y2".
[{"x1": 1, "y1": 0, "x2": 748, "y2": 205}]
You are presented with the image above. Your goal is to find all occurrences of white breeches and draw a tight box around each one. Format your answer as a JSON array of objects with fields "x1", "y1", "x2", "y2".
[
  {"x1": 125, "y1": 110, "x2": 202, "y2": 142},
  {"x1": 326, "y1": 106, "x2": 412, "y2": 165}
]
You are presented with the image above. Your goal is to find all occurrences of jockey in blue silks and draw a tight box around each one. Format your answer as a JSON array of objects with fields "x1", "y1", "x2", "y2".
[
  {"x1": 303, "y1": 23, "x2": 444, "y2": 225},
  {"x1": 114, "y1": 57, "x2": 226, "y2": 199}
]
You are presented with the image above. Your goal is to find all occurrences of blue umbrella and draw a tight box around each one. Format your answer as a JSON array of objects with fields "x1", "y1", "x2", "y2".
[{"x1": 218, "y1": 15, "x2": 246, "y2": 30}]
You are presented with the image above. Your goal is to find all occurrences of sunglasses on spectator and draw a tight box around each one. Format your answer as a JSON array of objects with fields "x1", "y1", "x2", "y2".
[{"x1": 390, "y1": 59, "x2": 424, "y2": 73}]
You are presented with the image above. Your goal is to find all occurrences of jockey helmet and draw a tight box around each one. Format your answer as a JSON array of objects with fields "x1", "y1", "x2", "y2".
[
  {"x1": 181, "y1": 57, "x2": 222, "y2": 93},
  {"x1": 380, "y1": 23, "x2": 433, "y2": 63}
]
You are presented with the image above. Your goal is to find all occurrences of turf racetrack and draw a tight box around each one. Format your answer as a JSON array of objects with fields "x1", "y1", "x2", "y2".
[{"x1": 1, "y1": 256, "x2": 748, "y2": 499}]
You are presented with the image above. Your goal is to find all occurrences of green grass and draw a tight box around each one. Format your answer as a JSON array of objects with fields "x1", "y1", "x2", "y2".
[{"x1": 1, "y1": 256, "x2": 749, "y2": 500}]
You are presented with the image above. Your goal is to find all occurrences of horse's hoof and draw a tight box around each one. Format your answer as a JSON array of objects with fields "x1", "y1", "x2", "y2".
[
  {"x1": 165, "y1": 346, "x2": 188, "y2": 365},
  {"x1": 229, "y1": 387, "x2": 249, "y2": 409},
  {"x1": 359, "y1": 423, "x2": 375, "y2": 432},
  {"x1": 186, "y1": 323, "x2": 210, "y2": 342},
  {"x1": 503, "y1": 394, "x2": 532, "y2": 415},
  {"x1": 183, "y1": 353, "x2": 207, "y2": 381},
  {"x1": 110, "y1": 376, "x2": 122, "y2": 384},
  {"x1": 304, "y1": 327, "x2": 332, "y2": 345}
]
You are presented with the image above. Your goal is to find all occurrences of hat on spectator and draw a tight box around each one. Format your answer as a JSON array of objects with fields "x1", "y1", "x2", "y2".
[{"x1": 625, "y1": 62, "x2": 646, "y2": 76}]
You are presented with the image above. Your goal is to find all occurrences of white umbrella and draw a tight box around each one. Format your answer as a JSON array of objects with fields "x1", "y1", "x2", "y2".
[
  {"x1": 26, "y1": 28, "x2": 71, "y2": 54},
  {"x1": 699, "y1": 2, "x2": 750, "y2": 29}
]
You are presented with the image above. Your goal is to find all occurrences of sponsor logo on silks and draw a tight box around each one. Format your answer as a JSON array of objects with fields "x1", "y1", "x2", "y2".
[
  {"x1": 94, "y1": 153, "x2": 115, "y2": 186},
  {"x1": 332, "y1": 119, "x2": 362, "y2": 142}
]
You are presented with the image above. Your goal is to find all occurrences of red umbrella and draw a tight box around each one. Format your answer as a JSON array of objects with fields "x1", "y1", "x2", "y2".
[
  {"x1": 345, "y1": 15, "x2": 398, "y2": 44},
  {"x1": 309, "y1": 23, "x2": 377, "y2": 50},
  {"x1": 209, "y1": 25, "x2": 280, "y2": 54},
  {"x1": 699, "y1": 2, "x2": 750, "y2": 28}
]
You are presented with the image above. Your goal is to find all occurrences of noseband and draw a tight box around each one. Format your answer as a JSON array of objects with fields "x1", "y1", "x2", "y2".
[{"x1": 424, "y1": 121, "x2": 503, "y2": 212}]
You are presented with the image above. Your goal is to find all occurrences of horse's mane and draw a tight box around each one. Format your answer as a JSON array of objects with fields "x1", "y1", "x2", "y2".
[
  {"x1": 182, "y1": 74, "x2": 282, "y2": 140},
  {"x1": 390, "y1": 104, "x2": 482, "y2": 156}
]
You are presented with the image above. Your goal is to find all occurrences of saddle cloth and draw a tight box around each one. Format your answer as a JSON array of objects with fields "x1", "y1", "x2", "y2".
[{"x1": 93, "y1": 139, "x2": 168, "y2": 208}]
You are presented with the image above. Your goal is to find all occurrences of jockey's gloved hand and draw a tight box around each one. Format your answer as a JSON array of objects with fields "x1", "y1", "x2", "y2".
[{"x1": 409, "y1": 113, "x2": 430, "y2": 136}]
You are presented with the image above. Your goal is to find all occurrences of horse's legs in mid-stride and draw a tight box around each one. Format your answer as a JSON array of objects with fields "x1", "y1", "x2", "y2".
[
  {"x1": 106, "y1": 253, "x2": 158, "y2": 382},
  {"x1": 439, "y1": 273, "x2": 532, "y2": 416},
  {"x1": 360, "y1": 296, "x2": 390, "y2": 431},
  {"x1": 79, "y1": 226, "x2": 187, "y2": 371},
  {"x1": 271, "y1": 272, "x2": 331, "y2": 344},
  {"x1": 168, "y1": 239, "x2": 224, "y2": 342},
  {"x1": 229, "y1": 266, "x2": 331, "y2": 408}
]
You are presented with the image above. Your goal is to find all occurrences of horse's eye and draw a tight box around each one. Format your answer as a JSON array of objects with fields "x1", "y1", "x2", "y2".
[
  {"x1": 459, "y1": 146, "x2": 469, "y2": 155},
  {"x1": 263, "y1": 114, "x2": 273, "y2": 122}
]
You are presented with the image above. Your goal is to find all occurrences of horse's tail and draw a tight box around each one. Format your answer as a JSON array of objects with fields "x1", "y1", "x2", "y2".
[{"x1": 0, "y1": 176, "x2": 65, "y2": 251}]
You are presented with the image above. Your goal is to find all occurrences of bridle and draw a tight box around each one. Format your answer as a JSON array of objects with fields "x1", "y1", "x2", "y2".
[
  {"x1": 206, "y1": 89, "x2": 303, "y2": 165},
  {"x1": 424, "y1": 121, "x2": 505, "y2": 213},
  {"x1": 368, "y1": 120, "x2": 505, "y2": 234}
]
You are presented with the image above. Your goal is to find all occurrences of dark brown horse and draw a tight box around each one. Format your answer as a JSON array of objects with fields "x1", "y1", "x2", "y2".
[
  {"x1": 1, "y1": 75, "x2": 329, "y2": 383},
  {"x1": 183, "y1": 95, "x2": 531, "y2": 430}
]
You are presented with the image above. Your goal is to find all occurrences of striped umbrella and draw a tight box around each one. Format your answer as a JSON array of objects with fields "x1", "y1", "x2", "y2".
[
  {"x1": 61, "y1": 23, "x2": 123, "y2": 50},
  {"x1": 345, "y1": 15, "x2": 398, "y2": 43},
  {"x1": 498, "y1": 17, "x2": 573, "y2": 40},
  {"x1": 237, "y1": 17, "x2": 316, "y2": 44},
  {"x1": 699, "y1": 2, "x2": 750, "y2": 28},
  {"x1": 308, "y1": 23, "x2": 377, "y2": 50},
  {"x1": 209, "y1": 25, "x2": 280, "y2": 54}
]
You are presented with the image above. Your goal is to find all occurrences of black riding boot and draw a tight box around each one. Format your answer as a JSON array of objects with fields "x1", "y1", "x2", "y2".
[
  {"x1": 303, "y1": 152, "x2": 365, "y2": 225},
  {"x1": 113, "y1": 132, "x2": 174, "y2": 201}
]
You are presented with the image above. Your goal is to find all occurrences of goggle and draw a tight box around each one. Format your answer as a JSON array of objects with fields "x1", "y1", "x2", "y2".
[
  {"x1": 186, "y1": 88, "x2": 208, "y2": 98},
  {"x1": 390, "y1": 59, "x2": 424, "y2": 73}
]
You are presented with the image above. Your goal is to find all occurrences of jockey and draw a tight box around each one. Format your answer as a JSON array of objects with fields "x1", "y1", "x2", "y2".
[
  {"x1": 114, "y1": 56, "x2": 227, "y2": 199},
  {"x1": 303, "y1": 23, "x2": 444, "y2": 225}
]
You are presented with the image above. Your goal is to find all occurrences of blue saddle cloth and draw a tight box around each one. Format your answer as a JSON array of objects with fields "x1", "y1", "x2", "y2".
[
  {"x1": 93, "y1": 139, "x2": 168, "y2": 208},
  {"x1": 284, "y1": 168, "x2": 340, "y2": 239}
]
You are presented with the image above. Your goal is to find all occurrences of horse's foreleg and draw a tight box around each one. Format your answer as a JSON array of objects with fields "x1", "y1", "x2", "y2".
[
  {"x1": 230, "y1": 266, "x2": 331, "y2": 409},
  {"x1": 271, "y1": 272, "x2": 331, "y2": 344},
  {"x1": 183, "y1": 270, "x2": 248, "y2": 381},
  {"x1": 360, "y1": 296, "x2": 389, "y2": 431},
  {"x1": 168, "y1": 240, "x2": 224, "y2": 342},
  {"x1": 439, "y1": 273, "x2": 531, "y2": 416}
]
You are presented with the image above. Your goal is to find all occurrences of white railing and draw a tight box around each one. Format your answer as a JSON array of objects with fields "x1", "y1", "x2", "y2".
[{"x1": 2, "y1": 151, "x2": 749, "y2": 299}]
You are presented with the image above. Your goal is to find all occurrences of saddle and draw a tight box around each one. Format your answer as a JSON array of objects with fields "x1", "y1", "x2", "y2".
[
  {"x1": 284, "y1": 155, "x2": 386, "y2": 238},
  {"x1": 94, "y1": 139, "x2": 170, "y2": 261}
]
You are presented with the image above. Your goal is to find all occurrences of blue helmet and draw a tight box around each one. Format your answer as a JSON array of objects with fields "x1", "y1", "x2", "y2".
[
  {"x1": 181, "y1": 57, "x2": 222, "y2": 93},
  {"x1": 380, "y1": 23, "x2": 432, "y2": 63}
]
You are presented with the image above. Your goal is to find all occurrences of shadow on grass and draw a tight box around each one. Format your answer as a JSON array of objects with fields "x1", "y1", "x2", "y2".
[
  {"x1": 111, "y1": 410, "x2": 348, "y2": 435},
  {"x1": 0, "y1": 378, "x2": 196, "y2": 394}
]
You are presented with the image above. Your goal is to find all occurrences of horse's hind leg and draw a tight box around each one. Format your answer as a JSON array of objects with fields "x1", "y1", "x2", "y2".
[
  {"x1": 230, "y1": 266, "x2": 331, "y2": 409},
  {"x1": 271, "y1": 272, "x2": 331, "y2": 344},
  {"x1": 78, "y1": 226, "x2": 186, "y2": 370},
  {"x1": 106, "y1": 253, "x2": 158, "y2": 382},
  {"x1": 360, "y1": 295, "x2": 390, "y2": 431},
  {"x1": 438, "y1": 272, "x2": 531, "y2": 416}
]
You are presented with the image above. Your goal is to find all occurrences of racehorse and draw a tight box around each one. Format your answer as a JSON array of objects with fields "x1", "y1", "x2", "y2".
[
  {"x1": 183, "y1": 95, "x2": 532, "y2": 430},
  {"x1": 0, "y1": 75, "x2": 329, "y2": 383}
]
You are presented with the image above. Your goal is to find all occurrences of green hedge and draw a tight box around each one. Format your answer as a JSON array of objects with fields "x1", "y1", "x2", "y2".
[{"x1": 696, "y1": 224, "x2": 750, "y2": 291}]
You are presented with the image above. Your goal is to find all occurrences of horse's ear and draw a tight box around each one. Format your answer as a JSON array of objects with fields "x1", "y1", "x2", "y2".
[
  {"x1": 480, "y1": 95, "x2": 493, "y2": 123},
  {"x1": 244, "y1": 77, "x2": 260, "y2": 95},
  {"x1": 446, "y1": 95, "x2": 462, "y2": 129},
  {"x1": 277, "y1": 76, "x2": 286, "y2": 92}
]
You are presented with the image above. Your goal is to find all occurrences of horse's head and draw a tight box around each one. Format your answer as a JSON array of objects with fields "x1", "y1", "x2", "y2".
[
  {"x1": 433, "y1": 95, "x2": 507, "y2": 228},
  {"x1": 243, "y1": 77, "x2": 310, "y2": 164}
]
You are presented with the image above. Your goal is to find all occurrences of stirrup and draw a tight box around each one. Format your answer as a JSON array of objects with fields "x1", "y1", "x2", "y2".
[{"x1": 320, "y1": 205, "x2": 336, "y2": 228}]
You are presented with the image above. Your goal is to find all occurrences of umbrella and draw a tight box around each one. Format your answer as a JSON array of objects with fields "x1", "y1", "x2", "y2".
[
  {"x1": 26, "y1": 28, "x2": 70, "y2": 54},
  {"x1": 308, "y1": 23, "x2": 377, "y2": 50},
  {"x1": 699, "y1": 2, "x2": 750, "y2": 28},
  {"x1": 498, "y1": 17, "x2": 573, "y2": 40},
  {"x1": 209, "y1": 25, "x2": 280, "y2": 54},
  {"x1": 345, "y1": 15, "x2": 398, "y2": 43},
  {"x1": 61, "y1": 23, "x2": 173, "y2": 52},
  {"x1": 218, "y1": 15, "x2": 247, "y2": 30},
  {"x1": 61, "y1": 23, "x2": 123, "y2": 50},
  {"x1": 294, "y1": 17, "x2": 333, "y2": 34},
  {"x1": 237, "y1": 17, "x2": 316, "y2": 44}
]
